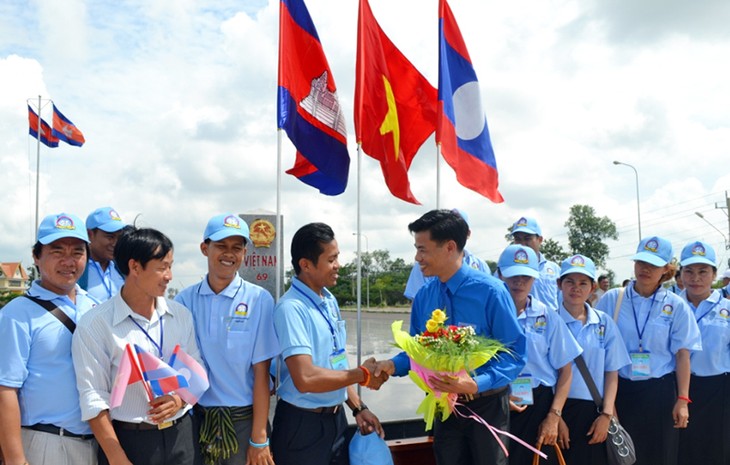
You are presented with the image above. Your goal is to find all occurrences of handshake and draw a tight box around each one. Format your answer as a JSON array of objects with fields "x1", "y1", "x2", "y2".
[{"x1": 358, "y1": 357, "x2": 395, "y2": 390}]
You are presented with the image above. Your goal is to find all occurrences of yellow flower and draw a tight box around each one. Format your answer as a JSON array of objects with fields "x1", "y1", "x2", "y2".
[
  {"x1": 426, "y1": 319, "x2": 440, "y2": 333},
  {"x1": 431, "y1": 309, "x2": 447, "y2": 324}
]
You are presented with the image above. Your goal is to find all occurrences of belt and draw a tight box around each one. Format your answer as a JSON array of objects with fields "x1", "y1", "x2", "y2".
[
  {"x1": 112, "y1": 415, "x2": 186, "y2": 431},
  {"x1": 25, "y1": 424, "x2": 94, "y2": 440},
  {"x1": 283, "y1": 400, "x2": 342, "y2": 414},
  {"x1": 457, "y1": 385, "x2": 508, "y2": 403}
]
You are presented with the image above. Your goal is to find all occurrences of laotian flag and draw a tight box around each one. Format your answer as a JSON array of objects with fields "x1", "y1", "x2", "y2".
[
  {"x1": 278, "y1": 0, "x2": 350, "y2": 196},
  {"x1": 27, "y1": 105, "x2": 59, "y2": 148},
  {"x1": 169, "y1": 344, "x2": 209, "y2": 405},
  {"x1": 110, "y1": 343, "x2": 152, "y2": 408},
  {"x1": 134, "y1": 345, "x2": 189, "y2": 398},
  {"x1": 51, "y1": 104, "x2": 85, "y2": 147},
  {"x1": 437, "y1": 0, "x2": 503, "y2": 203}
]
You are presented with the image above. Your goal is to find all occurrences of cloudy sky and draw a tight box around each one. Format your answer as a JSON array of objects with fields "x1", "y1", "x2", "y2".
[{"x1": 1, "y1": 0, "x2": 729, "y2": 291}]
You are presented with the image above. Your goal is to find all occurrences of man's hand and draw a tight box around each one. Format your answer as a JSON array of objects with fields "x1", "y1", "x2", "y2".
[
  {"x1": 354, "y1": 408, "x2": 384, "y2": 438},
  {"x1": 428, "y1": 372, "x2": 477, "y2": 395},
  {"x1": 360, "y1": 358, "x2": 390, "y2": 390},
  {"x1": 147, "y1": 394, "x2": 184, "y2": 423}
]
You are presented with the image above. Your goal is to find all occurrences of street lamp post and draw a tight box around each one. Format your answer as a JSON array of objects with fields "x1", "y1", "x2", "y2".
[
  {"x1": 695, "y1": 212, "x2": 730, "y2": 250},
  {"x1": 352, "y1": 232, "x2": 370, "y2": 310},
  {"x1": 613, "y1": 161, "x2": 642, "y2": 242}
]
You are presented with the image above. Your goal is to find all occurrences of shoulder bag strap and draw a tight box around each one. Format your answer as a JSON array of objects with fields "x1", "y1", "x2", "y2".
[
  {"x1": 613, "y1": 287, "x2": 626, "y2": 323},
  {"x1": 574, "y1": 354, "x2": 603, "y2": 409},
  {"x1": 23, "y1": 295, "x2": 76, "y2": 334}
]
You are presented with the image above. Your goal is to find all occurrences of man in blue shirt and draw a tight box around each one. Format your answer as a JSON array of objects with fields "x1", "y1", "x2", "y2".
[
  {"x1": 176, "y1": 213, "x2": 279, "y2": 465},
  {"x1": 377, "y1": 210, "x2": 526, "y2": 465},
  {"x1": 81, "y1": 206, "x2": 127, "y2": 302},
  {"x1": 510, "y1": 216, "x2": 561, "y2": 311},
  {"x1": 0, "y1": 213, "x2": 98, "y2": 465},
  {"x1": 271, "y1": 222, "x2": 383, "y2": 465}
]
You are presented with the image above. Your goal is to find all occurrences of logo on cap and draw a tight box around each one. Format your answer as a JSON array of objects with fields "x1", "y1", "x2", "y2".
[
  {"x1": 109, "y1": 209, "x2": 122, "y2": 221},
  {"x1": 55, "y1": 215, "x2": 76, "y2": 230},
  {"x1": 570, "y1": 255, "x2": 585, "y2": 267},
  {"x1": 515, "y1": 217, "x2": 528, "y2": 227},
  {"x1": 223, "y1": 215, "x2": 241, "y2": 229},
  {"x1": 645, "y1": 238, "x2": 659, "y2": 253},
  {"x1": 513, "y1": 249, "x2": 529, "y2": 264},
  {"x1": 691, "y1": 243, "x2": 706, "y2": 256}
]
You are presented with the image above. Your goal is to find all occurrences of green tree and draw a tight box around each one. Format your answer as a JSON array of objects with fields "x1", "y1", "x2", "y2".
[
  {"x1": 541, "y1": 238, "x2": 569, "y2": 263},
  {"x1": 564, "y1": 204, "x2": 618, "y2": 268}
]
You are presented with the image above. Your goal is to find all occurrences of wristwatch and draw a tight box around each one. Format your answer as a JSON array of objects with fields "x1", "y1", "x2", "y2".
[
  {"x1": 549, "y1": 408, "x2": 562, "y2": 417},
  {"x1": 351, "y1": 403, "x2": 369, "y2": 417}
]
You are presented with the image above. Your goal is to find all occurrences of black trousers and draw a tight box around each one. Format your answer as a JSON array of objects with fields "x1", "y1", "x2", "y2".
[
  {"x1": 616, "y1": 374, "x2": 678, "y2": 465},
  {"x1": 99, "y1": 413, "x2": 200, "y2": 465},
  {"x1": 509, "y1": 384, "x2": 562, "y2": 465},
  {"x1": 678, "y1": 373, "x2": 730, "y2": 465},
  {"x1": 433, "y1": 387, "x2": 510, "y2": 465},
  {"x1": 561, "y1": 398, "x2": 606, "y2": 465},
  {"x1": 271, "y1": 400, "x2": 348, "y2": 465}
]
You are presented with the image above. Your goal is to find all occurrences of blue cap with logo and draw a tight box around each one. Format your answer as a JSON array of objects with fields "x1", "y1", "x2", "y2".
[
  {"x1": 560, "y1": 254, "x2": 597, "y2": 280},
  {"x1": 38, "y1": 213, "x2": 90, "y2": 245},
  {"x1": 204, "y1": 213, "x2": 250, "y2": 243},
  {"x1": 86, "y1": 207, "x2": 126, "y2": 233},
  {"x1": 498, "y1": 244, "x2": 539, "y2": 278},
  {"x1": 679, "y1": 241, "x2": 716, "y2": 267},
  {"x1": 511, "y1": 217, "x2": 542, "y2": 236},
  {"x1": 631, "y1": 236, "x2": 673, "y2": 267}
]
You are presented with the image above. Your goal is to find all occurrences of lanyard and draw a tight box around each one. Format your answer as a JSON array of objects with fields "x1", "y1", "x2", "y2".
[
  {"x1": 692, "y1": 298, "x2": 721, "y2": 324},
  {"x1": 629, "y1": 285, "x2": 661, "y2": 351},
  {"x1": 129, "y1": 312, "x2": 164, "y2": 358},
  {"x1": 91, "y1": 260, "x2": 113, "y2": 298},
  {"x1": 292, "y1": 282, "x2": 338, "y2": 349}
]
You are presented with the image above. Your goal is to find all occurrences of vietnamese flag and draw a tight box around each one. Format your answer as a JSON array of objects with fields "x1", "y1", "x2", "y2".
[
  {"x1": 354, "y1": 0, "x2": 438, "y2": 205},
  {"x1": 110, "y1": 344, "x2": 151, "y2": 408}
]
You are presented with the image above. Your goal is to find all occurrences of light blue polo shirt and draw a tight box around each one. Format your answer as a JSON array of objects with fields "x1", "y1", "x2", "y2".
[
  {"x1": 86, "y1": 258, "x2": 125, "y2": 302},
  {"x1": 403, "y1": 249, "x2": 488, "y2": 300},
  {"x1": 176, "y1": 275, "x2": 279, "y2": 407},
  {"x1": 0, "y1": 281, "x2": 98, "y2": 434},
  {"x1": 596, "y1": 284, "x2": 702, "y2": 380},
  {"x1": 518, "y1": 297, "x2": 582, "y2": 388},
  {"x1": 559, "y1": 304, "x2": 631, "y2": 400},
  {"x1": 680, "y1": 290, "x2": 730, "y2": 376},
  {"x1": 531, "y1": 255, "x2": 560, "y2": 312},
  {"x1": 273, "y1": 277, "x2": 348, "y2": 408}
]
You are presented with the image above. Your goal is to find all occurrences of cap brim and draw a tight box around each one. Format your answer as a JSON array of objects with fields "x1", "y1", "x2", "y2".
[
  {"x1": 500, "y1": 265, "x2": 539, "y2": 279},
  {"x1": 39, "y1": 232, "x2": 89, "y2": 245},
  {"x1": 512, "y1": 226, "x2": 539, "y2": 235},
  {"x1": 680, "y1": 257, "x2": 716, "y2": 267},
  {"x1": 97, "y1": 222, "x2": 126, "y2": 233},
  {"x1": 207, "y1": 230, "x2": 250, "y2": 243},
  {"x1": 632, "y1": 252, "x2": 667, "y2": 267},
  {"x1": 560, "y1": 268, "x2": 595, "y2": 280}
]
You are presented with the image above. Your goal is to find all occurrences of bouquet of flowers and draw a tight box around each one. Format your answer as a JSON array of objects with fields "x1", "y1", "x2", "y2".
[{"x1": 392, "y1": 309, "x2": 508, "y2": 430}]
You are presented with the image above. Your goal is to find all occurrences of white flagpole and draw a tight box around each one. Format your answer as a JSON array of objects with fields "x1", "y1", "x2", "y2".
[
  {"x1": 276, "y1": 130, "x2": 283, "y2": 301},
  {"x1": 34, "y1": 95, "x2": 42, "y2": 241},
  {"x1": 436, "y1": 142, "x2": 441, "y2": 209},
  {"x1": 355, "y1": 144, "x2": 363, "y2": 396}
]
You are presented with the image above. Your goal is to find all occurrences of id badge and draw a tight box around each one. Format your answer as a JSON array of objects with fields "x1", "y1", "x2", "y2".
[
  {"x1": 330, "y1": 348, "x2": 349, "y2": 371},
  {"x1": 630, "y1": 351, "x2": 651, "y2": 380},
  {"x1": 510, "y1": 374, "x2": 534, "y2": 405}
]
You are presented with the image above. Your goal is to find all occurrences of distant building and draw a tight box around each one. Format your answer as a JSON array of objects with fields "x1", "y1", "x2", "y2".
[{"x1": 0, "y1": 262, "x2": 30, "y2": 294}]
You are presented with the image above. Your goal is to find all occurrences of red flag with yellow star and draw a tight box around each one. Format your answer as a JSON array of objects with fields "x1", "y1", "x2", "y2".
[{"x1": 354, "y1": 0, "x2": 437, "y2": 205}]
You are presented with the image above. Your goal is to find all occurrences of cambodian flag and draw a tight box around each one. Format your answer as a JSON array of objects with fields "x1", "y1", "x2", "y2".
[
  {"x1": 110, "y1": 343, "x2": 152, "y2": 408},
  {"x1": 51, "y1": 104, "x2": 85, "y2": 147},
  {"x1": 169, "y1": 344, "x2": 209, "y2": 405},
  {"x1": 437, "y1": 0, "x2": 503, "y2": 203},
  {"x1": 134, "y1": 345, "x2": 189, "y2": 398},
  {"x1": 28, "y1": 105, "x2": 59, "y2": 148},
  {"x1": 278, "y1": 0, "x2": 350, "y2": 195}
]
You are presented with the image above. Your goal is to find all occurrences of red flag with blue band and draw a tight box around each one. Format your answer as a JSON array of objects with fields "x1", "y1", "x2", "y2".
[
  {"x1": 134, "y1": 344, "x2": 189, "y2": 397},
  {"x1": 278, "y1": 0, "x2": 350, "y2": 196},
  {"x1": 437, "y1": 0, "x2": 503, "y2": 203},
  {"x1": 51, "y1": 104, "x2": 86, "y2": 147},
  {"x1": 28, "y1": 105, "x2": 59, "y2": 148}
]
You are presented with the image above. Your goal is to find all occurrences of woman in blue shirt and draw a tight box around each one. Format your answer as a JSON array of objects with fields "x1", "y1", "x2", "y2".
[
  {"x1": 557, "y1": 254, "x2": 630, "y2": 464},
  {"x1": 676, "y1": 241, "x2": 730, "y2": 465},
  {"x1": 498, "y1": 245, "x2": 582, "y2": 465},
  {"x1": 595, "y1": 236, "x2": 701, "y2": 465}
]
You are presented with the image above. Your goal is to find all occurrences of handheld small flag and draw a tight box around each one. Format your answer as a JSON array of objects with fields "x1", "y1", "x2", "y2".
[
  {"x1": 110, "y1": 343, "x2": 151, "y2": 408},
  {"x1": 169, "y1": 344, "x2": 209, "y2": 406},
  {"x1": 134, "y1": 344, "x2": 189, "y2": 398}
]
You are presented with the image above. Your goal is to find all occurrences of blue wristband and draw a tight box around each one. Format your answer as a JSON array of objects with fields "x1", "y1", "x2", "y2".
[{"x1": 249, "y1": 438, "x2": 270, "y2": 448}]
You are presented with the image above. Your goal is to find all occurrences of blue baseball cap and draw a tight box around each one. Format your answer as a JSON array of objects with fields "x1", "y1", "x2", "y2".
[
  {"x1": 680, "y1": 241, "x2": 717, "y2": 267},
  {"x1": 631, "y1": 236, "x2": 673, "y2": 267},
  {"x1": 560, "y1": 254, "x2": 597, "y2": 280},
  {"x1": 349, "y1": 431, "x2": 394, "y2": 465},
  {"x1": 204, "y1": 213, "x2": 250, "y2": 243},
  {"x1": 86, "y1": 207, "x2": 126, "y2": 233},
  {"x1": 498, "y1": 245, "x2": 539, "y2": 278},
  {"x1": 38, "y1": 213, "x2": 89, "y2": 245},
  {"x1": 511, "y1": 217, "x2": 542, "y2": 236},
  {"x1": 451, "y1": 208, "x2": 470, "y2": 227}
]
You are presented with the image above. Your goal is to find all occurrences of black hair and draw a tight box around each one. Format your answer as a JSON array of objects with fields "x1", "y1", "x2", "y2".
[
  {"x1": 114, "y1": 227, "x2": 173, "y2": 276},
  {"x1": 291, "y1": 223, "x2": 335, "y2": 275},
  {"x1": 408, "y1": 209, "x2": 468, "y2": 252},
  {"x1": 598, "y1": 275, "x2": 608, "y2": 282}
]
